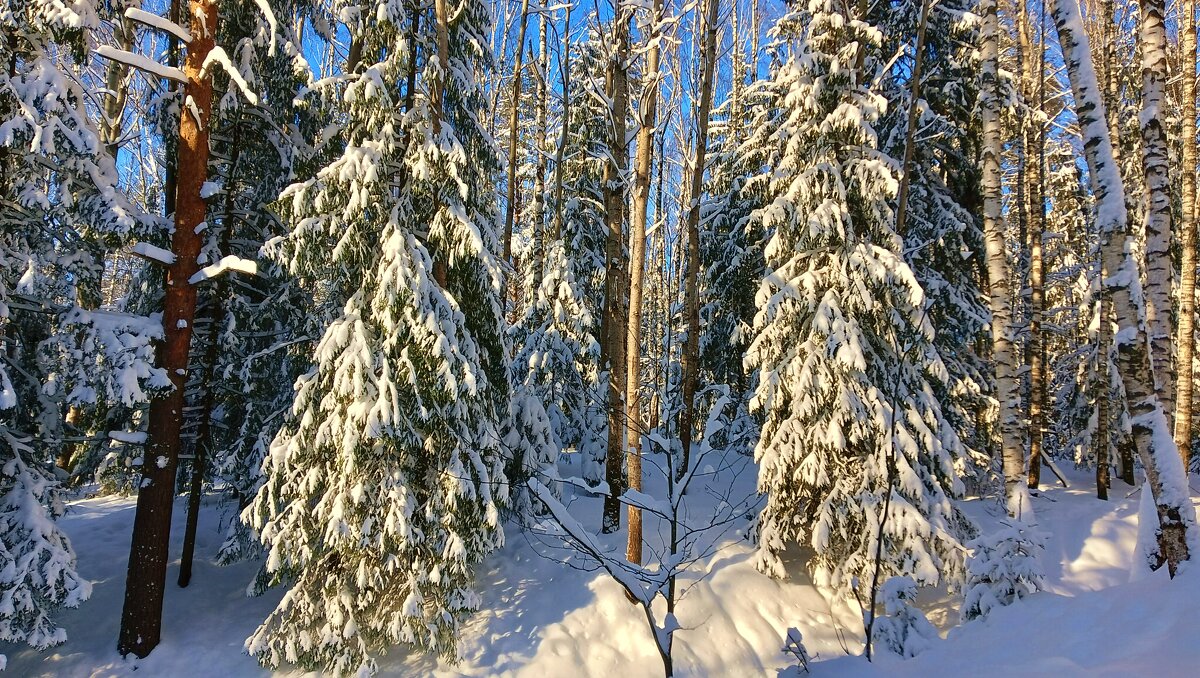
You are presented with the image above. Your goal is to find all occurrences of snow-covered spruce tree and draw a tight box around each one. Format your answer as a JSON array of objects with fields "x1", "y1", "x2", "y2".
[
  {"x1": 746, "y1": 1, "x2": 967, "y2": 592},
  {"x1": 243, "y1": 0, "x2": 511, "y2": 671},
  {"x1": 553, "y1": 31, "x2": 611, "y2": 484},
  {"x1": 508, "y1": 233, "x2": 597, "y2": 476},
  {"x1": 0, "y1": 430, "x2": 92, "y2": 667},
  {"x1": 1042, "y1": 138, "x2": 1099, "y2": 463},
  {"x1": 871, "y1": 0, "x2": 991, "y2": 478},
  {"x1": 171, "y1": 0, "x2": 323, "y2": 568},
  {"x1": 700, "y1": 37, "x2": 767, "y2": 403},
  {"x1": 507, "y1": 23, "x2": 601, "y2": 503}
]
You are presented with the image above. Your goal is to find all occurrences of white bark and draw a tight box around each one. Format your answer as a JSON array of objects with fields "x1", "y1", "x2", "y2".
[
  {"x1": 1051, "y1": 0, "x2": 1196, "y2": 575},
  {"x1": 980, "y1": 0, "x2": 1027, "y2": 517},
  {"x1": 1137, "y1": 0, "x2": 1175, "y2": 419}
]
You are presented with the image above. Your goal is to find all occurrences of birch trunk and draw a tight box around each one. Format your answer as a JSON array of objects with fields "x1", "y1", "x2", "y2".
[
  {"x1": 530, "y1": 16, "x2": 550, "y2": 293},
  {"x1": 1051, "y1": 0, "x2": 1195, "y2": 575},
  {"x1": 981, "y1": 0, "x2": 1026, "y2": 515},
  {"x1": 600, "y1": 3, "x2": 631, "y2": 533},
  {"x1": 1137, "y1": 0, "x2": 1175, "y2": 419},
  {"x1": 1174, "y1": 0, "x2": 1198, "y2": 463},
  {"x1": 118, "y1": 0, "x2": 217, "y2": 657},
  {"x1": 625, "y1": 0, "x2": 663, "y2": 564}
]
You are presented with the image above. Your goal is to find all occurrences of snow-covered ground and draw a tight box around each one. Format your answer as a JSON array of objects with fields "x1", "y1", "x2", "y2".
[{"x1": 4, "y1": 459, "x2": 1199, "y2": 677}]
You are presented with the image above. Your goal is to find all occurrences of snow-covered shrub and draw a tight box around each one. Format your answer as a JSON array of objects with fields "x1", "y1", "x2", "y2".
[
  {"x1": 509, "y1": 238, "x2": 600, "y2": 486},
  {"x1": 0, "y1": 431, "x2": 92, "y2": 654},
  {"x1": 871, "y1": 575, "x2": 938, "y2": 658},
  {"x1": 961, "y1": 520, "x2": 1047, "y2": 621}
]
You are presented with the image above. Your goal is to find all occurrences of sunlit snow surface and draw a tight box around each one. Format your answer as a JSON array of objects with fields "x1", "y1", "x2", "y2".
[{"x1": 2, "y1": 461, "x2": 1198, "y2": 677}]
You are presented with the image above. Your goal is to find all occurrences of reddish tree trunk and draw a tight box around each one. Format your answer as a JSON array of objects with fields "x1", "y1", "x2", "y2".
[{"x1": 117, "y1": 0, "x2": 216, "y2": 657}]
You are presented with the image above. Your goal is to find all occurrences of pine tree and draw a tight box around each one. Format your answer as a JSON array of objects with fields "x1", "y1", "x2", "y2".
[
  {"x1": 243, "y1": 0, "x2": 511, "y2": 670},
  {"x1": 747, "y1": 0, "x2": 967, "y2": 593}
]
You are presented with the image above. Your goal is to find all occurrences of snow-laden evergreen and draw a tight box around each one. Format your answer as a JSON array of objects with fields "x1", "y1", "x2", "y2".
[
  {"x1": 0, "y1": 430, "x2": 92, "y2": 660},
  {"x1": 745, "y1": 0, "x2": 968, "y2": 593},
  {"x1": 960, "y1": 520, "x2": 1047, "y2": 621},
  {"x1": 871, "y1": 0, "x2": 991, "y2": 478},
  {"x1": 554, "y1": 33, "x2": 612, "y2": 484},
  {"x1": 870, "y1": 575, "x2": 937, "y2": 658},
  {"x1": 699, "y1": 41, "x2": 767, "y2": 405},
  {"x1": 0, "y1": 0, "x2": 158, "y2": 662},
  {"x1": 242, "y1": 2, "x2": 511, "y2": 671},
  {"x1": 179, "y1": 0, "x2": 319, "y2": 564},
  {"x1": 509, "y1": 239, "x2": 599, "y2": 483}
]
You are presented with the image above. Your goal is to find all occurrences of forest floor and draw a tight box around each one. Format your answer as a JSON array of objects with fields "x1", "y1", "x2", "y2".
[{"x1": 4, "y1": 453, "x2": 1200, "y2": 677}]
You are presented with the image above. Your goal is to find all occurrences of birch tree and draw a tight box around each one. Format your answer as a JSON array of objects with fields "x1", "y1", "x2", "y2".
[
  {"x1": 1136, "y1": 0, "x2": 1175, "y2": 417},
  {"x1": 1050, "y1": 0, "x2": 1196, "y2": 575},
  {"x1": 1175, "y1": 0, "x2": 1198, "y2": 463},
  {"x1": 980, "y1": 0, "x2": 1027, "y2": 515}
]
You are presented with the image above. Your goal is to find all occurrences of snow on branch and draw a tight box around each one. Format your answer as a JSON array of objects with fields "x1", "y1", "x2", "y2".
[
  {"x1": 124, "y1": 8, "x2": 191, "y2": 43},
  {"x1": 189, "y1": 255, "x2": 258, "y2": 284},
  {"x1": 201, "y1": 47, "x2": 260, "y2": 106},
  {"x1": 252, "y1": 0, "x2": 278, "y2": 55},
  {"x1": 95, "y1": 45, "x2": 186, "y2": 84},
  {"x1": 130, "y1": 242, "x2": 177, "y2": 265},
  {"x1": 528, "y1": 479, "x2": 654, "y2": 603}
]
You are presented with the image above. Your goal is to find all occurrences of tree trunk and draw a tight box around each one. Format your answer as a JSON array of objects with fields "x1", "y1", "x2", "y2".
[
  {"x1": 502, "y1": 0, "x2": 532, "y2": 271},
  {"x1": 625, "y1": 0, "x2": 663, "y2": 565},
  {"x1": 1051, "y1": 0, "x2": 1195, "y2": 576},
  {"x1": 981, "y1": 0, "x2": 1026, "y2": 516},
  {"x1": 1096, "y1": 0, "x2": 1137, "y2": 483},
  {"x1": 678, "y1": 0, "x2": 720, "y2": 482},
  {"x1": 118, "y1": 0, "x2": 217, "y2": 657},
  {"x1": 600, "y1": 2, "x2": 631, "y2": 534},
  {"x1": 1137, "y1": 0, "x2": 1176, "y2": 419},
  {"x1": 100, "y1": 3, "x2": 136, "y2": 159},
  {"x1": 1174, "y1": 0, "x2": 1198, "y2": 464},
  {"x1": 177, "y1": 297, "x2": 221, "y2": 589},
  {"x1": 179, "y1": 119, "x2": 242, "y2": 588},
  {"x1": 529, "y1": 17, "x2": 550, "y2": 293},
  {"x1": 551, "y1": 4, "x2": 571, "y2": 242},
  {"x1": 431, "y1": 0, "x2": 451, "y2": 290},
  {"x1": 1026, "y1": 6, "x2": 1047, "y2": 490},
  {"x1": 1096, "y1": 294, "x2": 1111, "y2": 500}
]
